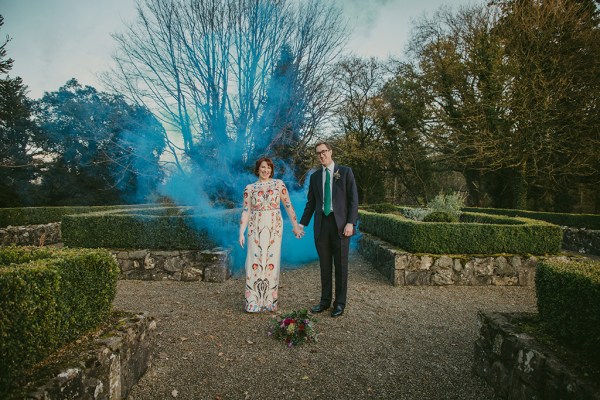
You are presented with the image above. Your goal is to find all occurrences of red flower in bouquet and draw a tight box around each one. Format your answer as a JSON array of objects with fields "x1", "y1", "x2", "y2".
[{"x1": 267, "y1": 309, "x2": 318, "y2": 347}]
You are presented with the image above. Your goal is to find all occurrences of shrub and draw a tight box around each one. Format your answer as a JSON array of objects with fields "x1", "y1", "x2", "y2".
[
  {"x1": 0, "y1": 262, "x2": 60, "y2": 393},
  {"x1": 423, "y1": 211, "x2": 458, "y2": 223},
  {"x1": 0, "y1": 247, "x2": 119, "y2": 392},
  {"x1": 400, "y1": 207, "x2": 430, "y2": 221},
  {"x1": 397, "y1": 192, "x2": 466, "y2": 223},
  {"x1": 428, "y1": 192, "x2": 466, "y2": 218},
  {"x1": 536, "y1": 259, "x2": 600, "y2": 366}
]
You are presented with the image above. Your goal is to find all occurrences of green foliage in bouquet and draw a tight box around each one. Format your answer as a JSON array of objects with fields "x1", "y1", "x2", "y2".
[{"x1": 268, "y1": 309, "x2": 318, "y2": 348}]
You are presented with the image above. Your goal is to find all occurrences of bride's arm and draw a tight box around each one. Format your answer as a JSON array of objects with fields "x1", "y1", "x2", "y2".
[
  {"x1": 278, "y1": 180, "x2": 302, "y2": 238},
  {"x1": 239, "y1": 185, "x2": 251, "y2": 248}
]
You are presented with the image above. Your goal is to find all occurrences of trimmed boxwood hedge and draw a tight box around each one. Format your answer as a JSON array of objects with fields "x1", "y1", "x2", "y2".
[
  {"x1": 61, "y1": 207, "x2": 237, "y2": 250},
  {"x1": 423, "y1": 211, "x2": 458, "y2": 223},
  {"x1": 358, "y1": 210, "x2": 562, "y2": 254},
  {"x1": 463, "y1": 207, "x2": 600, "y2": 230},
  {"x1": 0, "y1": 204, "x2": 156, "y2": 228},
  {"x1": 0, "y1": 246, "x2": 119, "y2": 393},
  {"x1": 366, "y1": 203, "x2": 399, "y2": 214},
  {"x1": 536, "y1": 259, "x2": 600, "y2": 366}
]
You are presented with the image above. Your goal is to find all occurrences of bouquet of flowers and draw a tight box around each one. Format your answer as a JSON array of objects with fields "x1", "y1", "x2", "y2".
[{"x1": 267, "y1": 309, "x2": 318, "y2": 348}]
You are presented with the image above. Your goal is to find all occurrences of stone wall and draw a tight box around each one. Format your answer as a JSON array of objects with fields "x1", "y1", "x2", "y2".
[
  {"x1": 111, "y1": 248, "x2": 231, "y2": 282},
  {"x1": 562, "y1": 227, "x2": 600, "y2": 256},
  {"x1": 473, "y1": 311, "x2": 600, "y2": 400},
  {"x1": 0, "y1": 222, "x2": 231, "y2": 282},
  {"x1": 27, "y1": 312, "x2": 156, "y2": 400},
  {"x1": 0, "y1": 222, "x2": 61, "y2": 246},
  {"x1": 358, "y1": 233, "x2": 575, "y2": 286}
]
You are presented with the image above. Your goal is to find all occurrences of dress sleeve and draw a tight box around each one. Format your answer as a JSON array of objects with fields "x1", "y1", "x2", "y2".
[
  {"x1": 278, "y1": 180, "x2": 298, "y2": 225},
  {"x1": 240, "y1": 185, "x2": 251, "y2": 234}
]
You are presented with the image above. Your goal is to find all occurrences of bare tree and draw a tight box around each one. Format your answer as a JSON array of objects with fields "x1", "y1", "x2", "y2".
[
  {"x1": 103, "y1": 0, "x2": 347, "y2": 179},
  {"x1": 330, "y1": 56, "x2": 390, "y2": 203}
]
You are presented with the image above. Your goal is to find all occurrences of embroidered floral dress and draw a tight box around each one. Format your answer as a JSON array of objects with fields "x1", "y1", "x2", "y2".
[{"x1": 241, "y1": 179, "x2": 298, "y2": 312}]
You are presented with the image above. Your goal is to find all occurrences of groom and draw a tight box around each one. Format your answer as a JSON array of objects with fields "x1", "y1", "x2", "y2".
[{"x1": 299, "y1": 142, "x2": 359, "y2": 317}]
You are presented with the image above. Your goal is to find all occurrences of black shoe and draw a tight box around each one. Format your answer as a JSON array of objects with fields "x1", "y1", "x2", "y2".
[
  {"x1": 331, "y1": 305, "x2": 344, "y2": 318},
  {"x1": 310, "y1": 303, "x2": 330, "y2": 313}
]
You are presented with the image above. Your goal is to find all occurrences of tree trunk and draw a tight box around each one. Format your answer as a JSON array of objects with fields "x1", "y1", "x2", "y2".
[
  {"x1": 464, "y1": 168, "x2": 481, "y2": 206},
  {"x1": 512, "y1": 164, "x2": 528, "y2": 210}
]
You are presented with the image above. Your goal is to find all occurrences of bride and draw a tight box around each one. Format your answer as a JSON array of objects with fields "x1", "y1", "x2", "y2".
[{"x1": 238, "y1": 157, "x2": 303, "y2": 312}]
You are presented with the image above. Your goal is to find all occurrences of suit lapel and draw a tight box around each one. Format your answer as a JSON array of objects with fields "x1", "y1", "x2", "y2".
[
  {"x1": 332, "y1": 166, "x2": 340, "y2": 204},
  {"x1": 316, "y1": 168, "x2": 324, "y2": 202}
]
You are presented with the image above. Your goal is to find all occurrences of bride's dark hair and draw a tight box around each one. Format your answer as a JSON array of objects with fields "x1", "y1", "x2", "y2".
[{"x1": 254, "y1": 157, "x2": 274, "y2": 178}]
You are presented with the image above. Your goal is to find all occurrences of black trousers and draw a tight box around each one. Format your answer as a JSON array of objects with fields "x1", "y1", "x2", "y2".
[{"x1": 315, "y1": 212, "x2": 349, "y2": 308}]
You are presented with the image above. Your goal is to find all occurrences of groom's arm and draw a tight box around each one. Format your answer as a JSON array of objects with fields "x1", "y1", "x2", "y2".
[
  {"x1": 346, "y1": 167, "x2": 359, "y2": 225},
  {"x1": 299, "y1": 174, "x2": 316, "y2": 226}
]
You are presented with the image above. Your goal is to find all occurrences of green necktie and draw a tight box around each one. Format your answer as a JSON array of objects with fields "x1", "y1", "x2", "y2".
[{"x1": 324, "y1": 168, "x2": 331, "y2": 216}]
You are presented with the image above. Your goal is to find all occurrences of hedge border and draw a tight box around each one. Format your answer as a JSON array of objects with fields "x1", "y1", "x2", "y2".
[
  {"x1": 0, "y1": 204, "x2": 157, "y2": 228},
  {"x1": 463, "y1": 207, "x2": 600, "y2": 230},
  {"x1": 358, "y1": 210, "x2": 562, "y2": 255},
  {"x1": 61, "y1": 206, "x2": 238, "y2": 250}
]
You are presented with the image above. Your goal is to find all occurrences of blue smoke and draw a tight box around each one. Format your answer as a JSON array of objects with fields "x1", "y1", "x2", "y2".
[
  {"x1": 117, "y1": 41, "x2": 362, "y2": 275},
  {"x1": 278, "y1": 168, "x2": 319, "y2": 265},
  {"x1": 156, "y1": 157, "x2": 365, "y2": 277},
  {"x1": 114, "y1": 122, "x2": 166, "y2": 204},
  {"x1": 157, "y1": 159, "x2": 319, "y2": 275}
]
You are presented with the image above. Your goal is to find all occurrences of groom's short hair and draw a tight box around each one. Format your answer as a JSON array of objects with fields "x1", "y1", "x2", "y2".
[{"x1": 314, "y1": 141, "x2": 332, "y2": 150}]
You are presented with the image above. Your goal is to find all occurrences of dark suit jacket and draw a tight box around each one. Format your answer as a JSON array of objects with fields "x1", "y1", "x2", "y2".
[{"x1": 300, "y1": 164, "x2": 359, "y2": 239}]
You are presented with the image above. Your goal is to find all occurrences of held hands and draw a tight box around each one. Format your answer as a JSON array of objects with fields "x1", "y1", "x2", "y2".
[
  {"x1": 242, "y1": 225, "x2": 303, "y2": 246},
  {"x1": 293, "y1": 224, "x2": 305, "y2": 239},
  {"x1": 343, "y1": 223, "x2": 354, "y2": 237},
  {"x1": 291, "y1": 224, "x2": 352, "y2": 238}
]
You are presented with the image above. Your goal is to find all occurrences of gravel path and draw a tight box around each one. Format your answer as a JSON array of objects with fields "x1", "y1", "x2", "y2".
[{"x1": 114, "y1": 252, "x2": 537, "y2": 400}]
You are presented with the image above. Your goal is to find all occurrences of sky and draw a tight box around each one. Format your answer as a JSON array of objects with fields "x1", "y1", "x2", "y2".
[{"x1": 1, "y1": 0, "x2": 475, "y2": 99}]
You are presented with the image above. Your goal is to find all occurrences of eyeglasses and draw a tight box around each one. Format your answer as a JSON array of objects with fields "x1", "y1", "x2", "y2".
[{"x1": 315, "y1": 149, "x2": 331, "y2": 157}]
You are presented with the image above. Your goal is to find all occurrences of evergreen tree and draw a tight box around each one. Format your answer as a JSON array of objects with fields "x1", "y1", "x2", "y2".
[
  {"x1": 0, "y1": 16, "x2": 12, "y2": 75},
  {"x1": 0, "y1": 15, "x2": 41, "y2": 207},
  {"x1": 33, "y1": 79, "x2": 166, "y2": 205}
]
